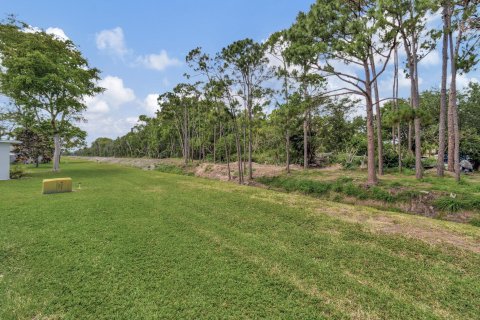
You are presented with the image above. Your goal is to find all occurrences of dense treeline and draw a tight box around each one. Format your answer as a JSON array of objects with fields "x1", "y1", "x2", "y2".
[
  {"x1": 77, "y1": 84, "x2": 480, "y2": 169},
  {"x1": 78, "y1": 0, "x2": 480, "y2": 185}
]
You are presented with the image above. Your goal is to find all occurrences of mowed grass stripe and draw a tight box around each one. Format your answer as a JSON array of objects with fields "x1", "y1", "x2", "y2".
[{"x1": 0, "y1": 159, "x2": 479, "y2": 319}]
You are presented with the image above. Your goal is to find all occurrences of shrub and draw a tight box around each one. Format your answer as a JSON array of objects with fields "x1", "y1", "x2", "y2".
[
  {"x1": 469, "y1": 217, "x2": 480, "y2": 227},
  {"x1": 434, "y1": 197, "x2": 465, "y2": 213},
  {"x1": 155, "y1": 164, "x2": 188, "y2": 175},
  {"x1": 334, "y1": 152, "x2": 364, "y2": 169},
  {"x1": 465, "y1": 197, "x2": 480, "y2": 211},
  {"x1": 382, "y1": 145, "x2": 400, "y2": 168},
  {"x1": 9, "y1": 165, "x2": 26, "y2": 179},
  {"x1": 370, "y1": 187, "x2": 394, "y2": 203},
  {"x1": 402, "y1": 154, "x2": 416, "y2": 169}
]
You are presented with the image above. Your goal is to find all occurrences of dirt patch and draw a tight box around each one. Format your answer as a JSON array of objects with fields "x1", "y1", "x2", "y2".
[{"x1": 194, "y1": 161, "x2": 302, "y2": 181}]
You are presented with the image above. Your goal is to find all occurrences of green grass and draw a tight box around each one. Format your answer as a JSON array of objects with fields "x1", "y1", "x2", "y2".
[
  {"x1": 266, "y1": 168, "x2": 480, "y2": 222},
  {"x1": 155, "y1": 163, "x2": 193, "y2": 176},
  {"x1": 258, "y1": 176, "x2": 396, "y2": 203},
  {"x1": 1, "y1": 159, "x2": 480, "y2": 319}
]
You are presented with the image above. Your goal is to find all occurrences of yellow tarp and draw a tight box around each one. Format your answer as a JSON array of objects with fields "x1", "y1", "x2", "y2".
[{"x1": 42, "y1": 178, "x2": 72, "y2": 194}]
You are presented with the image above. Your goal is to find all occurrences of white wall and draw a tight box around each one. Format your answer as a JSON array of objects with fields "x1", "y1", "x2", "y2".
[{"x1": 0, "y1": 143, "x2": 11, "y2": 180}]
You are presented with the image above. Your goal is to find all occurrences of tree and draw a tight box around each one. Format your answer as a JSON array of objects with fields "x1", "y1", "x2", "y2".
[
  {"x1": 437, "y1": 1, "x2": 450, "y2": 177},
  {"x1": 186, "y1": 48, "x2": 246, "y2": 183},
  {"x1": 220, "y1": 39, "x2": 272, "y2": 180},
  {"x1": 445, "y1": 0, "x2": 480, "y2": 181},
  {"x1": 0, "y1": 19, "x2": 103, "y2": 171},
  {"x1": 289, "y1": 0, "x2": 397, "y2": 185},
  {"x1": 380, "y1": 0, "x2": 439, "y2": 179},
  {"x1": 158, "y1": 83, "x2": 201, "y2": 165},
  {"x1": 266, "y1": 31, "x2": 296, "y2": 173}
]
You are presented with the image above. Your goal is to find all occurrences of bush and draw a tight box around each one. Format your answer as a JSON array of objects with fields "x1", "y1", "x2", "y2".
[
  {"x1": 155, "y1": 164, "x2": 189, "y2": 175},
  {"x1": 334, "y1": 152, "x2": 364, "y2": 169},
  {"x1": 421, "y1": 157, "x2": 437, "y2": 169},
  {"x1": 469, "y1": 217, "x2": 480, "y2": 227},
  {"x1": 402, "y1": 154, "x2": 416, "y2": 169},
  {"x1": 465, "y1": 197, "x2": 480, "y2": 211},
  {"x1": 9, "y1": 165, "x2": 26, "y2": 179},
  {"x1": 259, "y1": 175, "x2": 418, "y2": 205},
  {"x1": 382, "y1": 145, "x2": 400, "y2": 168},
  {"x1": 434, "y1": 197, "x2": 465, "y2": 213},
  {"x1": 370, "y1": 187, "x2": 394, "y2": 203}
]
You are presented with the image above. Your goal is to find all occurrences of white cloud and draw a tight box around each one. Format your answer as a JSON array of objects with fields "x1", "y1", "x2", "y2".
[
  {"x1": 143, "y1": 93, "x2": 160, "y2": 116},
  {"x1": 46, "y1": 27, "x2": 69, "y2": 41},
  {"x1": 455, "y1": 74, "x2": 478, "y2": 90},
  {"x1": 81, "y1": 76, "x2": 147, "y2": 142},
  {"x1": 398, "y1": 70, "x2": 423, "y2": 88},
  {"x1": 98, "y1": 76, "x2": 135, "y2": 106},
  {"x1": 96, "y1": 27, "x2": 128, "y2": 57},
  {"x1": 137, "y1": 50, "x2": 181, "y2": 71},
  {"x1": 85, "y1": 99, "x2": 110, "y2": 114},
  {"x1": 80, "y1": 117, "x2": 138, "y2": 140},
  {"x1": 84, "y1": 76, "x2": 135, "y2": 115}
]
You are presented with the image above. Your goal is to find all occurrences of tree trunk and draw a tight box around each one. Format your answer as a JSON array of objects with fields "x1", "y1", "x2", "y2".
[
  {"x1": 408, "y1": 50, "x2": 423, "y2": 179},
  {"x1": 408, "y1": 122, "x2": 413, "y2": 153},
  {"x1": 243, "y1": 123, "x2": 247, "y2": 175},
  {"x1": 397, "y1": 124, "x2": 402, "y2": 171},
  {"x1": 364, "y1": 61, "x2": 377, "y2": 185},
  {"x1": 234, "y1": 119, "x2": 243, "y2": 184},
  {"x1": 448, "y1": 23, "x2": 461, "y2": 182},
  {"x1": 248, "y1": 106, "x2": 253, "y2": 180},
  {"x1": 437, "y1": 2, "x2": 449, "y2": 177},
  {"x1": 369, "y1": 53, "x2": 383, "y2": 175},
  {"x1": 213, "y1": 125, "x2": 216, "y2": 164},
  {"x1": 221, "y1": 124, "x2": 232, "y2": 181},
  {"x1": 446, "y1": 10, "x2": 455, "y2": 172},
  {"x1": 53, "y1": 133, "x2": 61, "y2": 172},
  {"x1": 392, "y1": 127, "x2": 396, "y2": 150},
  {"x1": 447, "y1": 102, "x2": 455, "y2": 171},
  {"x1": 393, "y1": 44, "x2": 402, "y2": 172},
  {"x1": 183, "y1": 105, "x2": 189, "y2": 165},
  {"x1": 303, "y1": 110, "x2": 308, "y2": 170},
  {"x1": 286, "y1": 129, "x2": 290, "y2": 174}
]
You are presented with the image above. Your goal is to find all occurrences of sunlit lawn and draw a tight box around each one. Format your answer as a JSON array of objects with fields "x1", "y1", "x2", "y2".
[{"x1": 1, "y1": 159, "x2": 479, "y2": 319}]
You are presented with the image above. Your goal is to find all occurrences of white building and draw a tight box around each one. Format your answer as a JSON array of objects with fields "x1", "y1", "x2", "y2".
[{"x1": 0, "y1": 140, "x2": 21, "y2": 180}]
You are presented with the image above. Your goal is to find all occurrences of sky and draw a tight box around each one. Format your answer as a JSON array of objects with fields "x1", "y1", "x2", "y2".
[{"x1": 2, "y1": 1, "x2": 479, "y2": 144}]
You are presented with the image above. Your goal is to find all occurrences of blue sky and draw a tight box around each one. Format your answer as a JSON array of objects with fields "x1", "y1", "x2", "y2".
[{"x1": 2, "y1": 1, "x2": 479, "y2": 143}]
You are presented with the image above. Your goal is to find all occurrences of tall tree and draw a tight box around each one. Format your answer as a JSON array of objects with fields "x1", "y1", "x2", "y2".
[
  {"x1": 445, "y1": 0, "x2": 480, "y2": 181},
  {"x1": 437, "y1": 1, "x2": 450, "y2": 177},
  {"x1": 289, "y1": 1, "x2": 397, "y2": 185},
  {"x1": 0, "y1": 19, "x2": 103, "y2": 171},
  {"x1": 220, "y1": 39, "x2": 272, "y2": 180},
  {"x1": 186, "y1": 48, "x2": 246, "y2": 184},
  {"x1": 267, "y1": 31, "x2": 296, "y2": 173},
  {"x1": 381, "y1": 0, "x2": 439, "y2": 179}
]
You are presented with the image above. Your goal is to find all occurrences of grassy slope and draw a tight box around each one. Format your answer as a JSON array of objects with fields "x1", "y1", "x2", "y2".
[
  {"x1": 1, "y1": 159, "x2": 479, "y2": 319},
  {"x1": 261, "y1": 167, "x2": 480, "y2": 222}
]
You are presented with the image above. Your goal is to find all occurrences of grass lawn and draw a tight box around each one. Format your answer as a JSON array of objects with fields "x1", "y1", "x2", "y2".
[{"x1": 1, "y1": 159, "x2": 480, "y2": 319}]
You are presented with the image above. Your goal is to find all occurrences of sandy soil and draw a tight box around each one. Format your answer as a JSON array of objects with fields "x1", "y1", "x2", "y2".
[{"x1": 74, "y1": 156, "x2": 304, "y2": 181}]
